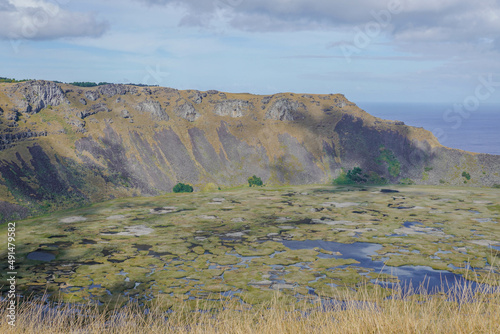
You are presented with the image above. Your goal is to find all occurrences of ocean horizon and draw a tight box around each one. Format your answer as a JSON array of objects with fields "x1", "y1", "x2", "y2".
[{"x1": 357, "y1": 102, "x2": 500, "y2": 156}]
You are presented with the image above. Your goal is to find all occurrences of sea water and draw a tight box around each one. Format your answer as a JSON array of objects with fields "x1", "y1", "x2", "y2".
[{"x1": 357, "y1": 102, "x2": 500, "y2": 155}]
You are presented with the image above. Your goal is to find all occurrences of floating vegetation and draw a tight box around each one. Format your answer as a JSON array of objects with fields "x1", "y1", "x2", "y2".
[{"x1": 1, "y1": 184, "x2": 499, "y2": 308}]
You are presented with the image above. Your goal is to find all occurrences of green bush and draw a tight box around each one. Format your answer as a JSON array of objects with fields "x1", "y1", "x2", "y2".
[
  {"x1": 462, "y1": 171, "x2": 471, "y2": 180},
  {"x1": 399, "y1": 178, "x2": 415, "y2": 185},
  {"x1": 377, "y1": 147, "x2": 401, "y2": 177},
  {"x1": 248, "y1": 175, "x2": 263, "y2": 187},
  {"x1": 366, "y1": 171, "x2": 388, "y2": 185},
  {"x1": 346, "y1": 167, "x2": 367, "y2": 183},
  {"x1": 332, "y1": 170, "x2": 352, "y2": 185},
  {"x1": 173, "y1": 183, "x2": 193, "y2": 193},
  {"x1": 333, "y1": 168, "x2": 386, "y2": 185}
]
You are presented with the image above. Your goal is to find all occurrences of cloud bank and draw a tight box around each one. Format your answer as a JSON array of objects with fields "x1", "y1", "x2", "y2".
[
  {"x1": 138, "y1": 0, "x2": 500, "y2": 50},
  {"x1": 0, "y1": 0, "x2": 108, "y2": 40}
]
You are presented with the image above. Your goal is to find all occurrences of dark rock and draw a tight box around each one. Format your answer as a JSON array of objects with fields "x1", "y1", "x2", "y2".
[
  {"x1": 214, "y1": 100, "x2": 253, "y2": 118},
  {"x1": 265, "y1": 98, "x2": 306, "y2": 121},
  {"x1": 98, "y1": 84, "x2": 136, "y2": 97},
  {"x1": 5, "y1": 110, "x2": 19, "y2": 121},
  {"x1": 380, "y1": 188, "x2": 399, "y2": 193},
  {"x1": 67, "y1": 119, "x2": 86, "y2": 132},
  {"x1": 79, "y1": 98, "x2": 87, "y2": 105},
  {"x1": 77, "y1": 103, "x2": 109, "y2": 119},
  {"x1": 207, "y1": 90, "x2": 218, "y2": 95},
  {"x1": 85, "y1": 90, "x2": 100, "y2": 101},
  {"x1": 189, "y1": 91, "x2": 203, "y2": 104},
  {"x1": 261, "y1": 96, "x2": 273, "y2": 105},
  {"x1": 218, "y1": 92, "x2": 227, "y2": 99},
  {"x1": 136, "y1": 99, "x2": 169, "y2": 121},
  {"x1": 174, "y1": 101, "x2": 200, "y2": 122},
  {"x1": 0, "y1": 201, "x2": 30, "y2": 223}
]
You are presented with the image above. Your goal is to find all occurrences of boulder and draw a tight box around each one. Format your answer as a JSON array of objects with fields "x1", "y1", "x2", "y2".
[
  {"x1": 136, "y1": 99, "x2": 169, "y2": 121},
  {"x1": 189, "y1": 91, "x2": 203, "y2": 104},
  {"x1": 85, "y1": 90, "x2": 100, "y2": 101},
  {"x1": 67, "y1": 118, "x2": 86, "y2": 132},
  {"x1": 265, "y1": 98, "x2": 306, "y2": 121},
  {"x1": 121, "y1": 110, "x2": 131, "y2": 119},
  {"x1": 77, "y1": 103, "x2": 109, "y2": 119},
  {"x1": 214, "y1": 100, "x2": 253, "y2": 118},
  {"x1": 174, "y1": 101, "x2": 200, "y2": 122}
]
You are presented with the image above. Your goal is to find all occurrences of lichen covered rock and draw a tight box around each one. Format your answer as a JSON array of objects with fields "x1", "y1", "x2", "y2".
[
  {"x1": 174, "y1": 101, "x2": 200, "y2": 122},
  {"x1": 214, "y1": 100, "x2": 253, "y2": 118},
  {"x1": 14, "y1": 80, "x2": 68, "y2": 114},
  {"x1": 136, "y1": 99, "x2": 169, "y2": 121},
  {"x1": 77, "y1": 103, "x2": 109, "y2": 119},
  {"x1": 98, "y1": 84, "x2": 136, "y2": 97},
  {"x1": 265, "y1": 98, "x2": 306, "y2": 121}
]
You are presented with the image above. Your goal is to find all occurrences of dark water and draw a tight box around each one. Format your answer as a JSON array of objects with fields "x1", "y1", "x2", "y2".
[
  {"x1": 357, "y1": 102, "x2": 500, "y2": 155},
  {"x1": 27, "y1": 251, "x2": 56, "y2": 262},
  {"x1": 282, "y1": 240, "x2": 485, "y2": 294}
]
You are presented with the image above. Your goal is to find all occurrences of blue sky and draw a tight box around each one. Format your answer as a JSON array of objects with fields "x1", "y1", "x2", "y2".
[{"x1": 1, "y1": 0, "x2": 500, "y2": 103}]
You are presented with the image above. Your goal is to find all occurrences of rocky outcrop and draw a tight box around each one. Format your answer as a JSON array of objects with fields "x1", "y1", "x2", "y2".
[
  {"x1": 5, "y1": 111, "x2": 19, "y2": 121},
  {"x1": 98, "y1": 84, "x2": 136, "y2": 97},
  {"x1": 136, "y1": 99, "x2": 169, "y2": 121},
  {"x1": 85, "y1": 90, "x2": 100, "y2": 101},
  {"x1": 189, "y1": 91, "x2": 204, "y2": 104},
  {"x1": 174, "y1": 101, "x2": 200, "y2": 122},
  {"x1": 67, "y1": 119, "x2": 86, "y2": 132},
  {"x1": 265, "y1": 98, "x2": 306, "y2": 121},
  {"x1": 13, "y1": 80, "x2": 68, "y2": 114},
  {"x1": 0, "y1": 201, "x2": 30, "y2": 223},
  {"x1": 0, "y1": 129, "x2": 48, "y2": 150},
  {"x1": 77, "y1": 103, "x2": 110, "y2": 119},
  {"x1": 214, "y1": 100, "x2": 253, "y2": 118}
]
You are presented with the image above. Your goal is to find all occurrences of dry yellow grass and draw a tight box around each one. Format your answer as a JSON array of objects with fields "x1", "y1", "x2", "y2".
[{"x1": 1, "y1": 281, "x2": 499, "y2": 334}]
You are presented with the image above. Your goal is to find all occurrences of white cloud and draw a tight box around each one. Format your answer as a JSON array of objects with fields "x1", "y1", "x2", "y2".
[
  {"x1": 0, "y1": 0, "x2": 108, "y2": 40},
  {"x1": 136, "y1": 0, "x2": 500, "y2": 52}
]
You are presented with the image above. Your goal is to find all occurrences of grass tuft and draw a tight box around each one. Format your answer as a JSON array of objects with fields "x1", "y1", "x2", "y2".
[{"x1": 1, "y1": 280, "x2": 499, "y2": 333}]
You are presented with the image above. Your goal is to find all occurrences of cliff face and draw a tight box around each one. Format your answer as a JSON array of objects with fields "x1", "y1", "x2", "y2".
[{"x1": 0, "y1": 80, "x2": 498, "y2": 221}]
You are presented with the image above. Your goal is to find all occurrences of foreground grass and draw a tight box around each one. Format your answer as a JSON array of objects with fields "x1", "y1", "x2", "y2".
[{"x1": 1, "y1": 282, "x2": 499, "y2": 333}]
